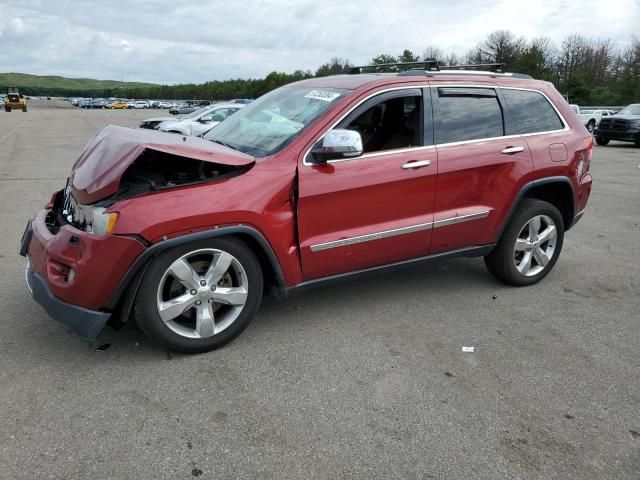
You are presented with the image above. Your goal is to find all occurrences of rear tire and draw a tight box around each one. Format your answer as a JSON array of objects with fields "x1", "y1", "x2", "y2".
[
  {"x1": 22, "y1": 106, "x2": 27, "y2": 112},
  {"x1": 134, "y1": 238, "x2": 263, "y2": 353},
  {"x1": 5, "y1": 107, "x2": 10, "y2": 112},
  {"x1": 595, "y1": 137, "x2": 609, "y2": 146},
  {"x1": 484, "y1": 199, "x2": 564, "y2": 286}
]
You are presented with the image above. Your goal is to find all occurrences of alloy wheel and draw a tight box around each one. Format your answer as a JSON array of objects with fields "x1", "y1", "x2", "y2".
[
  {"x1": 513, "y1": 215, "x2": 557, "y2": 277},
  {"x1": 156, "y1": 248, "x2": 248, "y2": 339}
]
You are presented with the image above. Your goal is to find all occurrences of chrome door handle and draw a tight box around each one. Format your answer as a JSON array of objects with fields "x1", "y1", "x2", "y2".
[
  {"x1": 501, "y1": 146, "x2": 524, "y2": 155},
  {"x1": 401, "y1": 160, "x2": 431, "y2": 169}
]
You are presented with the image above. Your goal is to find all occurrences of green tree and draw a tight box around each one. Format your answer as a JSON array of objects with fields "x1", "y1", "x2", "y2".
[
  {"x1": 315, "y1": 58, "x2": 352, "y2": 77},
  {"x1": 567, "y1": 73, "x2": 591, "y2": 104}
]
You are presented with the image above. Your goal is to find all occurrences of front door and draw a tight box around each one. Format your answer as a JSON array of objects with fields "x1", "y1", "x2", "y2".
[{"x1": 297, "y1": 87, "x2": 438, "y2": 280}]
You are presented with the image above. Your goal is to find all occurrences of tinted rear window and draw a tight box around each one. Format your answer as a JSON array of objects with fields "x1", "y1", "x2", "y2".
[
  {"x1": 503, "y1": 89, "x2": 564, "y2": 134},
  {"x1": 436, "y1": 88, "x2": 504, "y2": 144}
]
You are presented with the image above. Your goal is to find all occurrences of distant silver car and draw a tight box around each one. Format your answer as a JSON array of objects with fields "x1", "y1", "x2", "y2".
[{"x1": 157, "y1": 103, "x2": 244, "y2": 136}]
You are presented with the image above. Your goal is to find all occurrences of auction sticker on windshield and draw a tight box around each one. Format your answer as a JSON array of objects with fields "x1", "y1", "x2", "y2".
[{"x1": 304, "y1": 90, "x2": 341, "y2": 102}]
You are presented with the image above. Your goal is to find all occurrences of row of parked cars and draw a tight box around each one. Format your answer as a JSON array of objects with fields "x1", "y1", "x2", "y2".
[
  {"x1": 72, "y1": 98, "x2": 177, "y2": 109},
  {"x1": 71, "y1": 98, "x2": 253, "y2": 113}
]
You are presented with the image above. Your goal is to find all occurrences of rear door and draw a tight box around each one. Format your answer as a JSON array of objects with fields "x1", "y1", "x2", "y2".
[
  {"x1": 431, "y1": 85, "x2": 534, "y2": 253},
  {"x1": 500, "y1": 87, "x2": 570, "y2": 176},
  {"x1": 297, "y1": 86, "x2": 438, "y2": 280}
]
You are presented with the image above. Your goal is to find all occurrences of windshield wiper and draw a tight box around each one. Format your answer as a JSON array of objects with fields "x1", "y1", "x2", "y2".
[{"x1": 210, "y1": 139, "x2": 239, "y2": 151}]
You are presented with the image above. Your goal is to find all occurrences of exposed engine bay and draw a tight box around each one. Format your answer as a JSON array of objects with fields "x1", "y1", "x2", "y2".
[
  {"x1": 112, "y1": 149, "x2": 250, "y2": 201},
  {"x1": 46, "y1": 148, "x2": 250, "y2": 235}
]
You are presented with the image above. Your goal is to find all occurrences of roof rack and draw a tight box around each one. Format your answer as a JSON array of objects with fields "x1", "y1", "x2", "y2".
[
  {"x1": 348, "y1": 60, "x2": 508, "y2": 75},
  {"x1": 441, "y1": 63, "x2": 506, "y2": 73},
  {"x1": 348, "y1": 59, "x2": 439, "y2": 74}
]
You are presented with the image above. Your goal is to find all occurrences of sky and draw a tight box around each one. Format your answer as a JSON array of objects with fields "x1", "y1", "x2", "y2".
[{"x1": 0, "y1": 0, "x2": 638, "y2": 85}]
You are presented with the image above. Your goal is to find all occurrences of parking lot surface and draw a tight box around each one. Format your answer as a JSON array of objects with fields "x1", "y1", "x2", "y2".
[{"x1": 1, "y1": 107, "x2": 639, "y2": 479}]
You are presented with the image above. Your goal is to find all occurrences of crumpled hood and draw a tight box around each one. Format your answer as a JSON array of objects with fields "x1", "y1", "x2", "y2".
[{"x1": 70, "y1": 125, "x2": 254, "y2": 204}]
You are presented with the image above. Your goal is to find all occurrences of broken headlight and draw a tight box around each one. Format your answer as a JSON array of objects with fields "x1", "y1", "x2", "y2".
[
  {"x1": 62, "y1": 186, "x2": 118, "y2": 235},
  {"x1": 88, "y1": 207, "x2": 119, "y2": 235}
]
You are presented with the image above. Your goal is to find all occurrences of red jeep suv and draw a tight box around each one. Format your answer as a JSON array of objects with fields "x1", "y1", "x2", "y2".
[{"x1": 20, "y1": 62, "x2": 593, "y2": 353}]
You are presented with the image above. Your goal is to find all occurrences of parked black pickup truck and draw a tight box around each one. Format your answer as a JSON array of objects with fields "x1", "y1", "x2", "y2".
[{"x1": 594, "y1": 103, "x2": 640, "y2": 146}]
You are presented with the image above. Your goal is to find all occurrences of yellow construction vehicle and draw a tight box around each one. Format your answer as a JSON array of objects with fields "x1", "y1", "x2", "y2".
[{"x1": 4, "y1": 87, "x2": 27, "y2": 112}]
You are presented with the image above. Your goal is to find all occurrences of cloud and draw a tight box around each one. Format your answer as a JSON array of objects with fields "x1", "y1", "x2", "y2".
[
  {"x1": 9, "y1": 17, "x2": 26, "y2": 33},
  {"x1": 0, "y1": 0, "x2": 637, "y2": 84}
]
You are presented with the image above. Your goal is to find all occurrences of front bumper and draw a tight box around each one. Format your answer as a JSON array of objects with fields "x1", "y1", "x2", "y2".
[
  {"x1": 26, "y1": 264, "x2": 111, "y2": 340},
  {"x1": 594, "y1": 128, "x2": 640, "y2": 142},
  {"x1": 20, "y1": 208, "x2": 146, "y2": 339}
]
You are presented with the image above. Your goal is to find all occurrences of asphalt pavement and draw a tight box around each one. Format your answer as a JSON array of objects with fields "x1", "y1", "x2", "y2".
[{"x1": 0, "y1": 107, "x2": 639, "y2": 479}]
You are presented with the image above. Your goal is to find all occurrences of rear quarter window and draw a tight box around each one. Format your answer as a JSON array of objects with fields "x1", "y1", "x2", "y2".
[{"x1": 503, "y1": 89, "x2": 564, "y2": 134}]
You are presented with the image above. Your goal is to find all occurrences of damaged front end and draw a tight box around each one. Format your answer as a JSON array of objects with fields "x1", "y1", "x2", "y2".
[
  {"x1": 23, "y1": 125, "x2": 257, "y2": 340},
  {"x1": 46, "y1": 125, "x2": 255, "y2": 238}
]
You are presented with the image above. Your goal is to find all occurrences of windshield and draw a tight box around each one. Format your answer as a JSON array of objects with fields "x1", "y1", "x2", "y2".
[
  {"x1": 618, "y1": 104, "x2": 640, "y2": 116},
  {"x1": 203, "y1": 86, "x2": 348, "y2": 157}
]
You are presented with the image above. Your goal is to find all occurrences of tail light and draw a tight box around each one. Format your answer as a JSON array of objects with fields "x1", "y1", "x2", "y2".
[{"x1": 576, "y1": 136, "x2": 593, "y2": 177}]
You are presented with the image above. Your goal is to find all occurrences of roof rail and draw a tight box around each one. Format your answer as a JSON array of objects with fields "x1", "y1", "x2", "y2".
[
  {"x1": 348, "y1": 59, "x2": 439, "y2": 74},
  {"x1": 441, "y1": 63, "x2": 506, "y2": 73},
  {"x1": 348, "y1": 60, "x2": 509, "y2": 75}
]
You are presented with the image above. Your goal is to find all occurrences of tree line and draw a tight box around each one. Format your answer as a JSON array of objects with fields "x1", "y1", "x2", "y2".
[{"x1": 6, "y1": 31, "x2": 639, "y2": 105}]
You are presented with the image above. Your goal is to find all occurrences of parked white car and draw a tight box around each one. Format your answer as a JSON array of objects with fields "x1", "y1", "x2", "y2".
[
  {"x1": 157, "y1": 103, "x2": 244, "y2": 136},
  {"x1": 132, "y1": 101, "x2": 150, "y2": 109},
  {"x1": 570, "y1": 105, "x2": 616, "y2": 133},
  {"x1": 139, "y1": 105, "x2": 213, "y2": 130}
]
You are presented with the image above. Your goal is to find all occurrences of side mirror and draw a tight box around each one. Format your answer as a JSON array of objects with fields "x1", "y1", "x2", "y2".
[{"x1": 311, "y1": 129, "x2": 363, "y2": 163}]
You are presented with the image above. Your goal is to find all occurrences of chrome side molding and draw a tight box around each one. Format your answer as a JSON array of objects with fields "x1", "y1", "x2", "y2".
[{"x1": 310, "y1": 210, "x2": 491, "y2": 252}]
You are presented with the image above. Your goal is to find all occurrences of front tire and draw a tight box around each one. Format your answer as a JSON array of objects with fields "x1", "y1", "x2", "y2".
[
  {"x1": 485, "y1": 199, "x2": 564, "y2": 286},
  {"x1": 134, "y1": 238, "x2": 263, "y2": 353},
  {"x1": 595, "y1": 137, "x2": 609, "y2": 146}
]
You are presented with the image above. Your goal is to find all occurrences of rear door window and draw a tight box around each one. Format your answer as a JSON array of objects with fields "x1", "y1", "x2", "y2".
[
  {"x1": 502, "y1": 89, "x2": 564, "y2": 134},
  {"x1": 435, "y1": 88, "x2": 504, "y2": 144}
]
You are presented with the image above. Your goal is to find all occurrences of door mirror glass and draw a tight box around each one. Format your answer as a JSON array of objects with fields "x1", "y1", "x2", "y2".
[{"x1": 311, "y1": 129, "x2": 363, "y2": 163}]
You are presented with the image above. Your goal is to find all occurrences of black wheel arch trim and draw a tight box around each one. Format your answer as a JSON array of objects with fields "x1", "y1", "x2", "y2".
[
  {"x1": 105, "y1": 225, "x2": 287, "y2": 312},
  {"x1": 496, "y1": 176, "x2": 577, "y2": 243}
]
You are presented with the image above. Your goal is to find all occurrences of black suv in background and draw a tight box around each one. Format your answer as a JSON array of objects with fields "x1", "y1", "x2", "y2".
[{"x1": 595, "y1": 103, "x2": 640, "y2": 146}]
